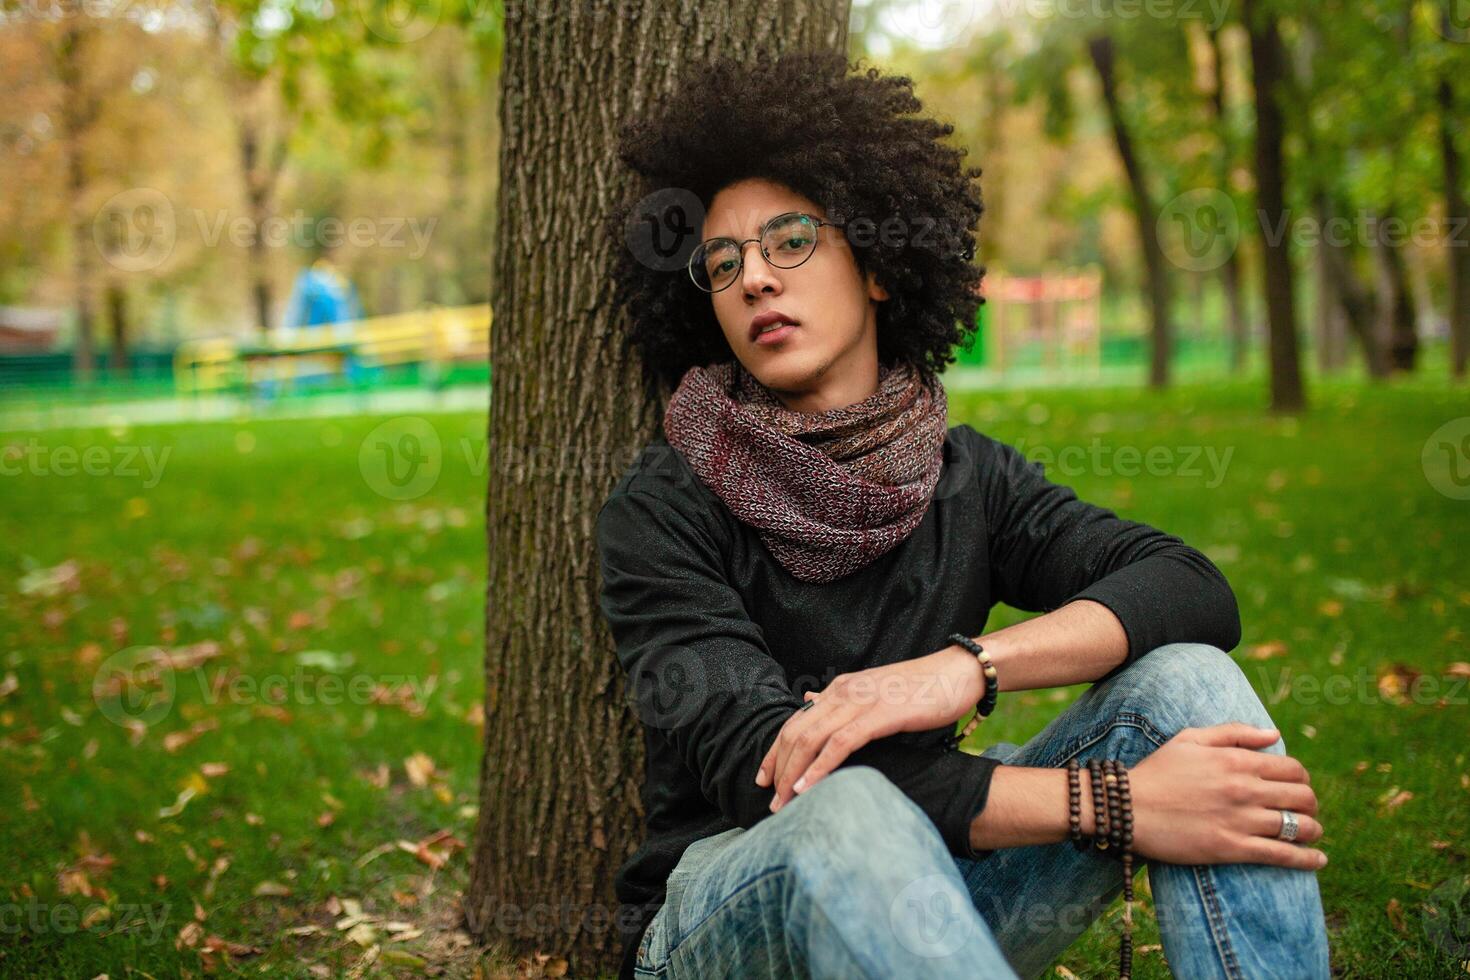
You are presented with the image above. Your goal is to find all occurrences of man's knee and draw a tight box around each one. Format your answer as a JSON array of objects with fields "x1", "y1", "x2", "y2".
[
  {"x1": 781, "y1": 766, "x2": 937, "y2": 851},
  {"x1": 1111, "y1": 643, "x2": 1279, "y2": 742}
]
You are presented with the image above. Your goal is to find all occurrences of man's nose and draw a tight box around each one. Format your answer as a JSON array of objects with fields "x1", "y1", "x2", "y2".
[{"x1": 739, "y1": 241, "x2": 780, "y2": 296}]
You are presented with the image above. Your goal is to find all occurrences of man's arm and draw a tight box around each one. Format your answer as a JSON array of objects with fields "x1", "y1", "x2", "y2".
[
  {"x1": 936, "y1": 597, "x2": 1130, "y2": 698},
  {"x1": 973, "y1": 429, "x2": 1241, "y2": 682}
]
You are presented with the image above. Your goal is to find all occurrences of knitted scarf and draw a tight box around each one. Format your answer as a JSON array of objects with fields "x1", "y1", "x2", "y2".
[{"x1": 661, "y1": 358, "x2": 949, "y2": 584}]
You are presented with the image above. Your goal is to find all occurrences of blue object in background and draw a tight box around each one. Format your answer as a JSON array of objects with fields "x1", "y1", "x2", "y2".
[
  {"x1": 281, "y1": 259, "x2": 363, "y2": 330},
  {"x1": 274, "y1": 258, "x2": 377, "y2": 393}
]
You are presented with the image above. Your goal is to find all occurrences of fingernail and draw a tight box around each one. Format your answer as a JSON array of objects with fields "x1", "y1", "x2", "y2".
[
  {"x1": 771, "y1": 797, "x2": 782, "y2": 813},
  {"x1": 755, "y1": 769, "x2": 766, "y2": 786},
  {"x1": 793, "y1": 776, "x2": 807, "y2": 793}
]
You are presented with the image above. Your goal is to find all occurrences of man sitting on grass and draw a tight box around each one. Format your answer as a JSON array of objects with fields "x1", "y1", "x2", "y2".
[{"x1": 597, "y1": 49, "x2": 1330, "y2": 980}]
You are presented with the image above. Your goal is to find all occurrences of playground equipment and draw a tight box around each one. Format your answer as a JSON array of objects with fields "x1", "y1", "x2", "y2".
[
  {"x1": 981, "y1": 267, "x2": 1103, "y2": 377},
  {"x1": 173, "y1": 303, "x2": 491, "y2": 395}
]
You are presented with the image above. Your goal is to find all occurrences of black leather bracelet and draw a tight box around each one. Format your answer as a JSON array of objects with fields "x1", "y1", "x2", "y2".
[{"x1": 946, "y1": 633, "x2": 998, "y2": 749}]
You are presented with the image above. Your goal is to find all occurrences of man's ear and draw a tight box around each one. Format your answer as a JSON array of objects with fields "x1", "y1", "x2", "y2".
[{"x1": 866, "y1": 269, "x2": 889, "y2": 302}]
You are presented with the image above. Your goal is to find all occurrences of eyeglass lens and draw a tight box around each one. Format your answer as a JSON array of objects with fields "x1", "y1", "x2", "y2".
[{"x1": 691, "y1": 213, "x2": 821, "y2": 292}]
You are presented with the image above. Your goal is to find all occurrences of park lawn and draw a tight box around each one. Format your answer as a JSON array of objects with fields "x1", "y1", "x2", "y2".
[{"x1": 1, "y1": 376, "x2": 1466, "y2": 978}]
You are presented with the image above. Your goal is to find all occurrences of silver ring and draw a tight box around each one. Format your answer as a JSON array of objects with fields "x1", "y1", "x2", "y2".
[
  {"x1": 799, "y1": 698, "x2": 815, "y2": 711},
  {"x1": 1276, "y1": 809, "x2": 1300, "y2": 842}
]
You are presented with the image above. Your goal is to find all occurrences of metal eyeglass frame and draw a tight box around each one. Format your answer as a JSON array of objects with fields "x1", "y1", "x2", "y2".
[{"x1": 687, "y1": 211, "x2": 846, "y2": 293}]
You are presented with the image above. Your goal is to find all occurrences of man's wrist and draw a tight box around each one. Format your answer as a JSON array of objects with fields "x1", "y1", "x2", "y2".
[{"x1": 937, "y1": 640, "x2": 988, "y2": 711}]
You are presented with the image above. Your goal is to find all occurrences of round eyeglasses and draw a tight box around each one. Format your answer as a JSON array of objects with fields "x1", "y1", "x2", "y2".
[{"x1": 688, "y1": 211, "x2": 845, "y2": 293}]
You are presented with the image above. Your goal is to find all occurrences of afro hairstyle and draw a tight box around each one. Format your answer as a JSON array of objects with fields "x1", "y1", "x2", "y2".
[{"x1": 606, "y1": 48, "x2": 986, "y2": 404}]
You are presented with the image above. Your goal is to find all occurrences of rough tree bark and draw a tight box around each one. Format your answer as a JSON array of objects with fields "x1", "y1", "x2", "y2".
[
  {"x1": 1088, "y1": 33, "x2": 1174, "y2": 388},
  {"x1": 1243, "y1": 0, "x2": 1306, "y2": 412},
  {"x1": 464, "y1": 3, "x2": 851, "y2": 974}
]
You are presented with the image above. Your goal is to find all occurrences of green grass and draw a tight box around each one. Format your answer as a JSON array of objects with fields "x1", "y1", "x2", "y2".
[{"x1": 2, "y1": 377, "x2": 1467, "y2": 977}]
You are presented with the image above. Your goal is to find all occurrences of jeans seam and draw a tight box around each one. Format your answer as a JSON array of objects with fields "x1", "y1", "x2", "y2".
[
  {"x1": 1034, "y1": 709, "x2": 1171, "y2": 768},
  {"x1": 659, "y1": 865, "x2": 791, "y2": 973},
  {"x1": 1192, "y1": 864, "x2": 1244, "y2": 980}
]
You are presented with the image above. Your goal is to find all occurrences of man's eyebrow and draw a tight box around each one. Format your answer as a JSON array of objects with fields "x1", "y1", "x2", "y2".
[{"x1": 703, "y1": 210, "x2": 802, "y2": 241}]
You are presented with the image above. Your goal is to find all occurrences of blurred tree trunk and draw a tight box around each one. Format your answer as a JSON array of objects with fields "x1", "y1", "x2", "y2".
[
  {"x1": 236, "y1": 78, "x2": 291, "y2": 335},
  {"x1": 1368, "y1": 208, "x2": 1418, "y2": 373},
  {"x1": 1088, "y1": 33, "x2": 1173, "y2": 388},
  {"x1": 56, "y1": 16, "x2": 98, "y2": 383},
  {"x1": 1440, "y1": 74, "x2": 1470, "y2": 380},
  {"x1": 1244, "y1": 0, "x2": 1306, "y2": 411},
  {"x1": 464, "y1": 3, "x2": 851, "y2": 975},
  {"x1": 1205, "y1": 24, "x2": 1249, "y2": 373},
  {"x1": 1317, "y1": 192, "x2": 1389, "y2": 378},
  {"x1": 106, "y1": 283, "x2": 129, "y2": 376},
  {"x1": 1312, "y1": 232, "x2": 1347, "y2": 372}
]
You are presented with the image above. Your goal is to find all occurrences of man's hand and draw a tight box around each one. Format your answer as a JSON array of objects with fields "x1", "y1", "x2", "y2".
[
  {"x1": 754, "y1": 646, "x2": 984, "y2": 812},
  {"x1": 1129, "y1": 722, "x2": 1328, "y2": 870}
]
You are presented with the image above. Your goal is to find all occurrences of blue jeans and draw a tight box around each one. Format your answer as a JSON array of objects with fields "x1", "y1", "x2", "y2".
[{"x1": 633, "y1": 643, "x2": 1331, "y2": 979}]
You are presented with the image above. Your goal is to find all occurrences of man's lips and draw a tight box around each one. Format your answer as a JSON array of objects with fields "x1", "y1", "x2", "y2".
[{"x1": 749, "y1": 310, "x2": 800, "y2": 342}]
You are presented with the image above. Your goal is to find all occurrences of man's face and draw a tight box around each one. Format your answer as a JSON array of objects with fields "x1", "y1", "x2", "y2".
[{"x1": 701, "y1": 178, "x2": 888, "y2": 411}]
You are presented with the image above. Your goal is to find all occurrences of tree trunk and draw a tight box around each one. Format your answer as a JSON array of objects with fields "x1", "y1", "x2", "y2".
[
  {"x1": 1368, "y1": 209, "x2": 1418, "y2": 373},
  {"x1": 1205, "y1": 25, "x2": 1249, "y2": 373},
  {"x1": 1088, "y1": 33, "x2": 1173, "y2": 388},
  {"x1": 1316, "y1": 192, "x2": 1389, "y2": 378},
  {"x1": 107, "y1": 282, "x2": 130, "y2": 376},
  {"x1": 57, "y1": 17, "x2": 96, "y2": 384},
  {"x1": 1244, "y1": 0, "x2": 1306, "y2": 412},
  {"x1": 464, "y1": 3, "x2": 851, "y2": 975},
  {"x1": 1440, "y1": 75, "x2": 1470, "y2": 379},
  {"x1": 1312, "y1": 226, "x2": 1346, "y2": 372}
]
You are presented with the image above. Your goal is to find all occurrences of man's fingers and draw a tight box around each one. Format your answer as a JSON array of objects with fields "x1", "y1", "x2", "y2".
[
  {"x1": 1249, "y1": 807, "x2": 1324, "y2": 844},
  {"x1": 1239, "y1": 835, "x2": 1329, "y2": 871},
  {"x1": 1190, "y1": 722, "x2": 1281, "y2": 748},
  {"x1": 1247, "y1": 751, "x2": 1311, "y2": 784},
  {"x1": 792, "y1": 723, "x2": 870, "y2": 796},
  {"x1": 770, "y1": 705, "x2": 844, "y2": 811}
]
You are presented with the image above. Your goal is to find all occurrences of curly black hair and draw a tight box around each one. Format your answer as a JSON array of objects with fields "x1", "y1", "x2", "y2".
[{"x1": 606, "y1": 48, "x2": 986, "y2": 405}]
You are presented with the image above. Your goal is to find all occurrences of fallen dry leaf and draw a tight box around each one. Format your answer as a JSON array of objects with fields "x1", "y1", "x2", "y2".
[{"x1": 1247, "y1": 641, "x2": 1288, "y2": 661}]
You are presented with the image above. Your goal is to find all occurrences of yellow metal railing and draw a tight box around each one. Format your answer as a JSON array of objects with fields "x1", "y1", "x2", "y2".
[{"x1": 174, "y1": 304, "x2": 491, "y2": 394}]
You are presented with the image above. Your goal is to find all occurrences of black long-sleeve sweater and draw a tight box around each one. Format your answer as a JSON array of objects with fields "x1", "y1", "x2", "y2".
[{"x1": 595, "y1": 422, "x2": 1241, "y2": 979}]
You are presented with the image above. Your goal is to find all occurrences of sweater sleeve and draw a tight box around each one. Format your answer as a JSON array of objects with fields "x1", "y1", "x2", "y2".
[
  {"x1": 975, "y1": 431, "x2": 1242, "y2": 681},
  {"x1": 596, "y1": 488, "x2": 1003, "y2": 860}
]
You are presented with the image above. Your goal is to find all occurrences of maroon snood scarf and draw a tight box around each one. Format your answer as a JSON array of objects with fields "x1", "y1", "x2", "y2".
[{"x1": 662, "y1": 357, "x2": 949, "y2": 584}]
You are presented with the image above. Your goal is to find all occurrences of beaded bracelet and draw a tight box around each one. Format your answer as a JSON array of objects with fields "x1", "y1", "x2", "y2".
[
  {"x1": 1067, "y1": 758, "x2": 1086, "y2": 851},
  {"x1": 946, "y1": 633, "x2": 997, "y2": 749},
  {"x1": 1070, "y1": 758, "x2": 1137, "y2": 980}
]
